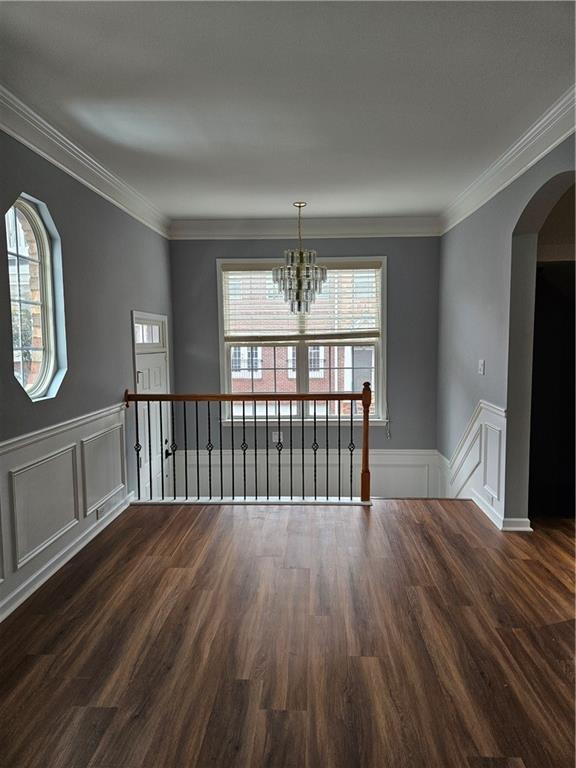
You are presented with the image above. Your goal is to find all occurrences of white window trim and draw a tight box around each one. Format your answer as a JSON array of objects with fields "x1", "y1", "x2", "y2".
[
  {"x1": 7, "y1": 198, "x2": 57, "y2": 400},
  {"x1": 216, "y1": 257, "x2": 388, "y2": 424}
]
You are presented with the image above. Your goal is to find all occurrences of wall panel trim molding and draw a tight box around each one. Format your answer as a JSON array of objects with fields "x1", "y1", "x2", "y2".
[
  {"x1": 0, "y1": 492, "x2": 134, "y2": 622},
  {"x1": 0, "y1": 402, "x2": 125, "y2": 456},
  {"x1": 439, "y1": 399, "x2": 532, "y2": 532},
  {"x1": 0, "y1": 404, "x2": 132, "y2": 622},
  {"x1": 81, "y1": 423, "x2": 126, "y2": 516},
  {"x1": 11, "y1": 443, "x2": 80, "y2": 569},
  {"x1": 156, "y1": 447, "x2": 443, "y2": 501}
]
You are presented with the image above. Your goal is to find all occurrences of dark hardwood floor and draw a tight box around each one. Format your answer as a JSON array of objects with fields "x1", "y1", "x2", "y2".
[{"x1": 0, "y1": 500, "x2": 573, "y2": 768}]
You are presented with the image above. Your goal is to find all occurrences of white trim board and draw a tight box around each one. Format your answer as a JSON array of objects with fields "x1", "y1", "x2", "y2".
[
  {"x1": 0, "y1": 492, "x2": 134, "y2": 623},
  {"x1": 439, "y1": 400, "x2": 533, "y2": 532},
  {"x1": 1, "y1": 82, "x2": 573, "y2": 240},
  {"x1": 141, "y1": 448, "x2": 443, "y2": 501},
  {"x1": 0, "y1": 403, "x2": 132, "y2": 622},
  {"x1": 0, "y1": 402, "x2": 125, "y2": 456},
  {"x1": 169, "y1": 216, "x2": 442, "y2": 240}
]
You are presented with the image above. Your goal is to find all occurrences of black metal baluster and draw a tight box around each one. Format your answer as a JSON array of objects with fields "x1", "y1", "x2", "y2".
[
  {"x1": 289, "y1": 400, "x2": 293, "y2": 500},
  {"x1": 219, "y1": 401, "x2": 224, "y2": 499},
  {"x1": 206, "y1": 401, "x2": 213, "y2": 499},
  {"x1": 195, "y1": 401, "x2": 200, "y2": 499},
  {"x1": 231, "y1": 401, "x2": 235, "y2": 500},
  {"x1": 253, "y1": 399, "x2": 258, "y2": 500},
  {"x1": 338, "y1": 400, "x2": 342, "y2": 500},
  {"x1": 349, "y1": 400, "x2": 355, "y2": 500},
  {"x1": 147, "y1": 401, "x2": 153, "y2": 500},
  {"x1": 325, "y1": 399, "x2": 329, "y2": 500},
  {"x1": 312, "y1": 400, "x2": 318, "y2": 500},
  {"x1": 265, "y1": 400, "x2": 269, "y2": 500},
  {"x1": 183, "y1": 402, "x2": 188, "y2": 500},
  {"x1": 301, "y1": 403, "x2": 305, "y2": 500},
  {"x1": 276, "y1": 400, "x2": 282, "y2": 499},
  {"x1": 241, "y1": 400, "x2": 247, "y2": 500},
  {"x1": 134, "y1": 402, "x2": 141, "y2": 500},
  {"x1": 159, "y1": 401, "x2": 165, "y2": 500},
  {"x1": 171, "y1": 401, "x2": 177, "y2": 500}
]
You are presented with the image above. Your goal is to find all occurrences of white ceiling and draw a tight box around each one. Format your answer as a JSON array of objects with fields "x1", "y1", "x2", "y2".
[{"x1": 0, "y1": 1, "x2": 573, "y2": 222}]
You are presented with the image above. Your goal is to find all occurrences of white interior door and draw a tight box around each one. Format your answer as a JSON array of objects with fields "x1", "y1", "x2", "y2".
[{"x1": 132, "y1": 312, "x2": 170, "y2": 499}]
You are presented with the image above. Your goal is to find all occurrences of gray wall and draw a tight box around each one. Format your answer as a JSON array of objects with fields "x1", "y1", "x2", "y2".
[
  {"x1": 437, "y1": 136, "x2": 575, "y2": 458},
  {"x1": 0, "y1": 130, "x2": 172, "y2": 441},
  {"x1": 170, "y1": 237, "x2": 440, "y2": 449}
]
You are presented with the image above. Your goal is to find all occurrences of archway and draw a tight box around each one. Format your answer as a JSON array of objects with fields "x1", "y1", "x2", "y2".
[{"x1": 505, "y1": 171, "x2": 575, "y2": 526}]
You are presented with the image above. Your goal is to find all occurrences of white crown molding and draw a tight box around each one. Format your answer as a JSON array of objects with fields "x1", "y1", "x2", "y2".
[
  {"x1": 169, "y1": 215, "x2": 442, "y2": 240},
  {"x1": 0, "y1": 85, "x2": 169, "y2": 237},
  {"x1": 1, "y1": 82, "x2": 573, "y2": 241},
  {"x1": 442, "y1": 85, "x2": 575, "y2": 234}
]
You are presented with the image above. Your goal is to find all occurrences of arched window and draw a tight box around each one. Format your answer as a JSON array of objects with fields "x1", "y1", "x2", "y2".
[{"x1": 5, "y1": 196, "x2": 62, "y2": 399}]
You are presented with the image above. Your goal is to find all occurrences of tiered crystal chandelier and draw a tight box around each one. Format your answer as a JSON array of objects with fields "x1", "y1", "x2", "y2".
[{"x1": 272, "y1": 202, "x2": 327, "y2": 314}]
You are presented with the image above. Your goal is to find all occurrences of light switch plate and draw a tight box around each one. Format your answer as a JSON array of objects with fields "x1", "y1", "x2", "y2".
[{"x1": 478, "y1": 359, "x2": 485, "y2": 375}]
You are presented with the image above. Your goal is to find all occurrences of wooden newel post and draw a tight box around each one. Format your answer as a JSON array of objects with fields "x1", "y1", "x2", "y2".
[{"x1": 360, "y1": 382, "x2": 371, "y2": 502}]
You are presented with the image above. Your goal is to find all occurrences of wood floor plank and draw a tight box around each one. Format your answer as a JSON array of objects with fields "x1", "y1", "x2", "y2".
[{"x1": 0, "y1": 500, "x2": 572, "y2": 768}]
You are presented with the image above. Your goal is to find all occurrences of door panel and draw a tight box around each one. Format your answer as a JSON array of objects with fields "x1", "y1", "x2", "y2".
[{"x1": 136, "y1": 351, "x2": 170, "y2": 498}]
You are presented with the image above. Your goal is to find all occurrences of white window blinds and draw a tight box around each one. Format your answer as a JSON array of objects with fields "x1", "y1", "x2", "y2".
[{"x1": 222, "y1": 261, "x2": 381, "y2": 341}]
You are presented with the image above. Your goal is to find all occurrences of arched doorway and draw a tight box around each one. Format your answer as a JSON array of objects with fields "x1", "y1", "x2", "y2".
[{"x1": 505, "y1": 171, "x2": 575, "y2": 526}]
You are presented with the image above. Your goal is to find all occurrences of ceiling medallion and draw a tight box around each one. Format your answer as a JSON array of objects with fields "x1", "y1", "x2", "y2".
[{"x1": 272, "y1": 202, "x2": 327, "y2": 314}]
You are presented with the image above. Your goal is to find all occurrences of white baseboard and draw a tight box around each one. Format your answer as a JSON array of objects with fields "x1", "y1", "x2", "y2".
[{"x1": 0, "y1": 404, "x2": 132, "y2": 623}]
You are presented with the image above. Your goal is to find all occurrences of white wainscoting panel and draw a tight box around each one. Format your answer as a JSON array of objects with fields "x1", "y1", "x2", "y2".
[
  {"x1": 152, "y1": 448, "x2": 441, "y2": 504},
  {"x1": 11, "y1": 444, "x2": 79, "y2": 568},
  {"x1": 0, "y1": 404, "x2": 133, "y2": 621},
  {"x1": 439, "y1": 400, "x2": 531, "y2": 532},
  {"x1": 81, "y1": 424, "x2": 125, "y2": 515}
]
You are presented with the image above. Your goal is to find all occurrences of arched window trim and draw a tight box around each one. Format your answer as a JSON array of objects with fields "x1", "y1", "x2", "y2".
[{"x1": 8, "y1": 196, "x2": 57, "y2": 400}]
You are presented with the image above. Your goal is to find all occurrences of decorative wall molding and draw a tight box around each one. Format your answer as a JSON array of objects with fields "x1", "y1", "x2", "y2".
[
  {"x1": 439, "y1": 399, "x2": 532, "y2": 532},
  {"x1": 168, "y1": 216, "x2": 442, "y2": 240},
  {"x1": 152, "y1": 448, "x2": 442, "y2": 502},
  {"x1": 81, "y1": 423, "x2": 126, "y2": 516},
  {"x1": 0, "y1": 402, "x2": 125, "y2": 456},
  {"x1": 442, "y1": 86, "x2": 575, "y2": 233},
  {"x1": 0, "y1": 491, "x2": 134, "y2": 623},
  {"x1": 1, "y1": 82, "x2": 572, "y2": 240},
  {"x1": 0, "y1": 85, "x2": 169, "y2": 237},
  {"x1": 0, "y1": 403, "x2": 132, "y2": 622},
  {"x1": 11, "y1": 443, "x2": 80, "y2": 569}
]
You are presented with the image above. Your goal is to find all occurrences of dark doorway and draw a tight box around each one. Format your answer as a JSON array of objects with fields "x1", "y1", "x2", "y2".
[{"x1": 528, "y1": 186, "x2": 575, "y2": 518}]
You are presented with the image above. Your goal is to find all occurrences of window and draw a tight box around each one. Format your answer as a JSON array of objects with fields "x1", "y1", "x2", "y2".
[
  {"x1": 308, "y1": 345, "x2": 325, "y2": 378},
  {"x1": 5, "y1": 196, "x2": 66, "y2": 400},
  {"x1": 230, "y1": 345, "x2": 262, "y2": 379},
  {"x1": 220, "y1": 260, "x2": 383, "y2": 417},
  {"x1": 134, "y1": 319, "x2": 162, "y2": 346}
]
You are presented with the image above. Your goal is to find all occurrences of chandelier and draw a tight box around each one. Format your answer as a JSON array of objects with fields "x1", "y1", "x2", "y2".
[{"x1": 272, "y1": 201, "x2": 327, "y2": 314}]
